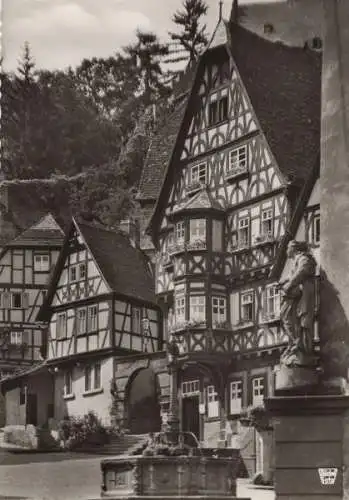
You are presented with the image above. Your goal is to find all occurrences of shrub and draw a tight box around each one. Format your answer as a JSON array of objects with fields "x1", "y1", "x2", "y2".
[{"x1": 58, "y1": 411, "x2": 111, "y2": 450}]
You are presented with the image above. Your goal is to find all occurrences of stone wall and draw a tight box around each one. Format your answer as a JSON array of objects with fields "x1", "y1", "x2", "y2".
[{"x1": 113, "y1": 352, "x2": 169, "y2": 429}]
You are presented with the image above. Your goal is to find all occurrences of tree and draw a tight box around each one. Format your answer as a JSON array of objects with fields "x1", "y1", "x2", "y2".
[
  {"x1": 124, "y1": 30, "x2": 170, "y2": 105},
  {"x1": 167, "y1": 0, "x2": 209, "y2": 65},
  {"x1": 74, "y1": 54, "x2": 140, "y2": 120}
]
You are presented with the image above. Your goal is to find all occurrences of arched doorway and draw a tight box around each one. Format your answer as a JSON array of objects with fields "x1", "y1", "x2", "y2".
[{"x1": 126, "y1": 368, "x2": 161, "y2": 434}]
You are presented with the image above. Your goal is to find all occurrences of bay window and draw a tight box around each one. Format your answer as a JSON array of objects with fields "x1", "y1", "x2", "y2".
[
  {"x1": 175, "y1": 295, "x2": 186, "y2": 323},
  {"x1": 189, "y1": 296, "x2": 206, "y2": 323},
  {"x1": 189, "y1": 219, "x2": 206, "y2": 243},
  {"x1": 175, "y1": 221, "x2": 185, "y2": 243},
  {"x1": 212, "y1": 297, "x2": 227, "y2": 325},
  {"x1": 241, "y1": 292, "x2": 254, "y2": 322}
]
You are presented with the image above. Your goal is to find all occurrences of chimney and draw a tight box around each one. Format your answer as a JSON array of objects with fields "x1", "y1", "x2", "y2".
[{"x1": 119, "y1": 219, "x2": 140, "y2": 249}]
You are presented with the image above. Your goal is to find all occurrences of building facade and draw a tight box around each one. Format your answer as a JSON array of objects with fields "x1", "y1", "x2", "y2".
[
  {"x1": 33, "y1": 219, "x2": 163, "y2": 429},
  {"x1": 138, "y1": 18, "x2": 321, "y2": 476},
  {"x1": 0, "y1": 214, "x2": 64, "y2": 379}
]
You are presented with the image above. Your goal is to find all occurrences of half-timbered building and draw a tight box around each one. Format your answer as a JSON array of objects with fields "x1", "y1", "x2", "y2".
[
  {"x1": 0, "y1": 214, "x2": 64, "y2": 379},
  {"x1": 138, "y1": 15, "x2": 321, "y2": 476},
  {"x1": 32, "y1": 218, "x2": 163, "y2": 427}
]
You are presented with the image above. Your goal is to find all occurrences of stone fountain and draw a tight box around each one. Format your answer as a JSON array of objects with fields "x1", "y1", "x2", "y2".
[{"x1": 99, "y1": 342, "x2": 248, "y2": 499}]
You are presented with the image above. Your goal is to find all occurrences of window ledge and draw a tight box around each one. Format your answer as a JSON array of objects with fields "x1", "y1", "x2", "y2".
[
  {"x1": 63, "y1": 393, "x2": 75, "y2": 401},
  {"x1": 82, "y1": 388, "x2": 103, "y2": 397}
]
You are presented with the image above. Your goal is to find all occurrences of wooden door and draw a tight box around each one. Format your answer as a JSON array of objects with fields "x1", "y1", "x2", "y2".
[{"x1": 182, "y1": 396, "x2": 200, "y2": 440}]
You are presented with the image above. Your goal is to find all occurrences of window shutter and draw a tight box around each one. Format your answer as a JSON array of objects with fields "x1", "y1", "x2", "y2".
[
  {"x1": 3, "y1": 292, "x2": 10, "y2": 309},
  {"x1": 22, "y1": 292, "x2": 29, "y2": 309}
]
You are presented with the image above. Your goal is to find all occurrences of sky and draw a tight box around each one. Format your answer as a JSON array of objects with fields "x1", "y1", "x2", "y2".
[{"x1": 1, "y1": 0, "x2": 284, "y2": 72}]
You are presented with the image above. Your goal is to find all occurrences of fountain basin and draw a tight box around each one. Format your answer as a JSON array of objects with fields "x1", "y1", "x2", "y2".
[{"x1": 100, "y1": 453, "x2": 247, "y2": 499}]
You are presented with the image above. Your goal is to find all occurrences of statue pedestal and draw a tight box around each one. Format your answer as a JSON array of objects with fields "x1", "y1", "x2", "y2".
[
  {"x1": 266, "y1": 395, "x2": 349, "y2": 499},
  {"x1": 274, "y1": 364, "x2": 319, "y2": 393}
]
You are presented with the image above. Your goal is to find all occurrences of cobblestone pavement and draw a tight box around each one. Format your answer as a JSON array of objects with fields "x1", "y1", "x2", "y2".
[{"x1": 0, "y1": 450, "x2": 275, "y2": 500}]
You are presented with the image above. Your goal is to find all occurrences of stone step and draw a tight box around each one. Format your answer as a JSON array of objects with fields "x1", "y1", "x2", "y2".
[{"x1": 74, "y1": 433, "x2": 149, "y2": 455}]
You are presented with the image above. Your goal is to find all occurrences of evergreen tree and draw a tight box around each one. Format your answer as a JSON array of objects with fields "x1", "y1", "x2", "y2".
[
  {"x1": 124, "y1": 30, "x2": 170, "y2": 105},
  {"x1": 167, "y1": 0, "x2": 209, "y2": 65}
]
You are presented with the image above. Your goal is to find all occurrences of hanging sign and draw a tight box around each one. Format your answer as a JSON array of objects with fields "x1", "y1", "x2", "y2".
[{"x1": 318, "y1": 468, "x2": 338, "y2": 486}]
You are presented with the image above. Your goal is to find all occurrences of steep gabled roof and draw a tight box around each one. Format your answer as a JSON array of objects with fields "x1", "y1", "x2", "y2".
[
  {"x1": 138, "y1": 22, "x2": 321, "y2": 237},
  {"x1": 228, "y1": 23, "x2": 321, "y2": 185},
  {"x1": 77, "y1": 221, "x2": 155, "y2": 303},
  {"x1": 137, "y1": 64, "x2": 198, "y2": 203},
  {"x1": 39, "y1": 219, "x2": 156, "y2": 320},
  {"x1": 6, "y1": 213, "x2": 64, "y2": 247}
]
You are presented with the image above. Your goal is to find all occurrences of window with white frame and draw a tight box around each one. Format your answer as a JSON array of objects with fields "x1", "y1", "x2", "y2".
[
  {"x1": 175, "y1": 221, "x2": 185, "y2": 243},
  {"x1": 182, "y1": 380, "x2": 200, "y2": 396},
  {"x1": 10, "y1": 331, "x2": 23, "y2": 345},
  {"x1": 87, "y1": 305, "x2": 98, "y2": 332},
  {"x1": 34, "y1": 254, "x2": 50, "y2": 272},
  {"x1": 212, "y1": 297, "x2": 227, "y2": 325},
  {"x1": 57, "y1": 312, "x2": 67, "y2": 339},
  {"x1": 207, "y1": 385, "x2": 219, "y2": 418},
  {"x1": 228, "y1": 145, "x2": 247, "y2": 172},
  {"x1": 261, "y1": 209, "x2": 273, "y2": 237},
  {"x1": 85, "y1": 362, "x2": 101, "y2": 392},
  {"x1": 175, "y1": 295, "x2": 186, "y2": 323},
  {"x1": 132, "y1": 306, "x2": 142, "y2": 334},
  {"x1": 209, "y1": 95, "x2": 228, "y2": 126},
  {"x1": 189, "y1": 219, "x2": 206, "y2": 242},
  {"x1": 64, "y1": 370, "x2": 73, "y2": 396},
  {"x1": 189, "y1": 296, "x2": 206, "y2": 322},
  {"x1": 241, "y1": 292, "x2": 253, "y2": 322},
  {"x1": 252, "y1": 377, "x2": 265, "y2": 406},
  {"x1": 77, "y1": 308, "x2": 87, "y2": 335},
  {"x1": 265, "y1": 285, "x2": 280, "y2": 318},
  {"x1": 190, "y1": 163, "x2": 207, "y2": 186},
  {"x1": 230, "y1": 380, "x2": 242, "y2": 414},
  {"x1": 238, "y1": 217, "x2": 250, "y2": 247}
]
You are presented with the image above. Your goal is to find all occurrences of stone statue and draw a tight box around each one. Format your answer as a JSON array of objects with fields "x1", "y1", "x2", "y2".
[{"x1": 279, "y1": 240, "x2": 317, "y2": 367}]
